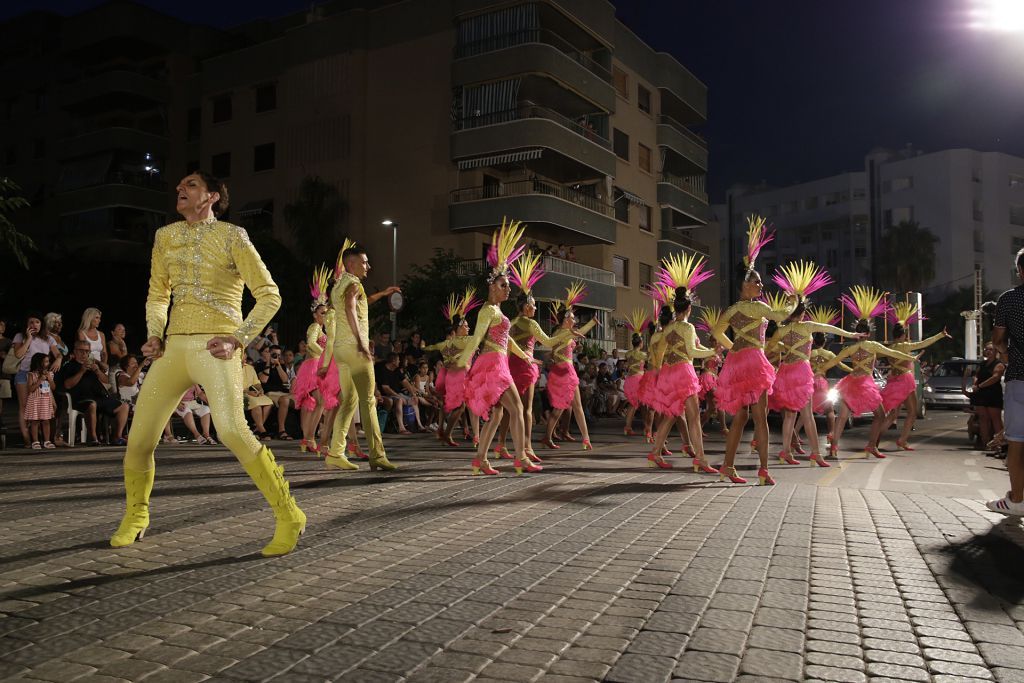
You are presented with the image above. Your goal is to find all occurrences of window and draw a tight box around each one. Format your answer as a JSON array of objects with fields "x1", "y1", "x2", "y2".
[
  {"x1": 638, "y1": 204, "x2": 652, "y2": 232},
  {"x1": 187, "y1": 108, "x2": 201, "y2": 141},
  {"x1": 973, "y1": 228, "x2": 984, "y2": 252},
  {"x1": 253, "y1": 143, "x2": 275, "y2": 172},
  {"x1": 853, "y1": 188, "x2": 866, "y2": 200},
  {"x1": 973, "y1": 198, "x2": 983, "y2": 221},
  {"x1": 612, "y1": 67, "x2": 629, "y2": 100},
  {"x1": 891, "y1": 176, "x2": 913, "y2": 191},
  {"x1": 255, "y1": 83, "x2": 277, "y2": 113},
  {"x1": 890, "y1": 206, "x2": 913, "y2": 225},
  {"x1": 826, "y1": 248, "x2": 838, "y2": 268},
  {"x1": 613, "y1": 256, "x2": 629, "y2": 286},
  {"x1": 822, "y1": 229, "x2": 834, "y2": 242},
  {"x1": 804, "y1": 196, "x2": 818, "y2": 210},
  {"x1": 800, "y1": 228, "x2": 814, "y2": 244},
  {"x1": 637, "y1": 85, "x2": 651, "y2": 114},
  {"x1": 784, "y1": 200, "x2": 798, "y2": 214},
  {"x1": 1011, "y1": 205, "x2": 1024, "y2": 227},
  {"x1": 1011, "y1": 174, "x2": 1024, "y2": 188},
  {"x1": 972, "y1": 168, "x2": 982, "y2": 183},
  {"x1": 613, "y1": 128, "x2": 629, "y2": 161},
  {"x1": 211, "y1": 152, "x2": 231, "y2": 178},
  {"x1": 613, "y1": 187, "x2": 629, "y2": 222},
  {"x1": 639, "y1": 262, "x2": 653, "y2": 289},
  {"x1": 854, "y1": 246, "x2": 867, "y2": 258},
  {"x1": 212, "y1": 94, "x2": 233, "y2": 124},
  {"x1": 884, "y1": 209, "x2": 893, "y2": 228},
  {"x1": 32, "y1": 138, "x2": 44, "y2": 159},
  {"x1": 825, "y1": 192, "x2": 840, "y2": 206},
  {"x1": 638, "y1": 143, "x2": 651, "y2": 173}
]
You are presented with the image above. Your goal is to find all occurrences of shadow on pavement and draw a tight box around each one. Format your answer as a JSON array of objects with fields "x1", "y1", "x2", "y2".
[{"x1": 942, "y1": 518, "x2": 1024, "y2": 605}]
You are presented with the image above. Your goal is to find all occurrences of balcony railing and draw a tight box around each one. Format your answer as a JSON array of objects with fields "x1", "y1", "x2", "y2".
[
  {"x1": 659, "y1": 172, "x2": 708, "y2": 203},
  {"x1": 453, "y1": 100, "x2": 610, "y2": 149},
  {"x1": 661, "y1": 230, "x2": 710, "y2": 256},
  {"x1": 450, "y1": 179, "x2": 615, "y2": 218},
  {"x1": 658, "y1": 115, "x2": 707, "y2": 149},
  {"x1": 60, "y1": 170, "x2": 167, "y2": 193},
  {"x1": 455, "y1": 28, "x2": 611, "y2": 83},
  {"x1": 541, "y1": 255, "x2": 615, "y2": 285}
]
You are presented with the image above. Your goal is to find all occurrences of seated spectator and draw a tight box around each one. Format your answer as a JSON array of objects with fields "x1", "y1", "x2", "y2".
[
  {"x1": 375, "y1": 352, "x2": 421, "y2": 434},
  {"x1": 77, "y1": 307, "x2": 109, "y2": 374},
  {"x1": 115, "y1": 355, "x2": 147, "y2": 408},
  {"x1": 258, "y1": 345, "x2": 294, "y2": 440},
  {"x1": 295, "y1": 339, "x2": 308, "y2": 365},
  {"x1": 411, "y1": 359, "x2": 439, "y2": 430},
  {"x1": 175, "y1": 384, "x2": 217, "y2": 445},
  {"x1": 58, "y1": 341, "x2": 128, "y2": 446},
  {"x1": 282, "y1": 348, "x2": 298, "y2": 384},
  {"x1": 407, "y1": 332, "x2": 425, "y2": 360},
  {"x1": 247, "y1": 324, "x2": 277, "y2": 362},
  {"x1": 241, "y1": 356, "x2": 273, "y2": 440},
  {"x1": 372, "y1": 331, "x2": 391, "y2": 357},
  {"x1": 108, "y1": 323, "x2": 129, "y2": 371}
]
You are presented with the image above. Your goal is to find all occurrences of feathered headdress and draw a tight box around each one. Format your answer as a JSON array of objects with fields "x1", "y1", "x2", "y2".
[
  {"x1": 744, "y1": 214, "x2": 775, "y2": 275},
  {"x1": 548, "y1": 300, "x2": 563, "y2": 327},
  {"x1": 646, "y1": 283, "x2": 675, "y2": 306},
  {"x1": 772, "y1": 260, "x2": 833, "y2": 301},
  {"x1": 442, "y1": 286, "x2": 482, "y2": 324},
  {"x1": 486, "y1": 217, "x2": 527, "y2": 283},
  {"x1": 887, "y1": 301, "x2": 924, "y2": 328},
  {"x1": 808, "y1": 305, "x2": 841, "y2": 326},
  {"x1": 763, "y1": 290, "x2": 791, "y2": 315},
  {"x1": 333, "y1": 238, "x2": 357, "y2": 279},
  {"x1": 656, "y1": 252, "x2": 714, "y2": 299},
  {"x1": 840, "y1": 285, "x2": 887, "y2": 322},
  {"x1": 509, "y1": 250, "x2": 543, "y2": 295},
  {"x1": 563, "y1": 281, "x2": 587, "y2": 310},
  {"x1": 625, "y1": 308, "x2": 650, "y2": 335},
  {"x1": 695, "y1": 306, "x2": 723, "y2": 335},
  {"x1": 309, "y1": 263, "x2": 331, "y2": 310}
]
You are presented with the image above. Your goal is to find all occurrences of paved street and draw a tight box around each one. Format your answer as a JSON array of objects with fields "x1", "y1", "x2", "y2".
[{"x1": 1, "y1": 410, "x2": 1022, "y2": 682}]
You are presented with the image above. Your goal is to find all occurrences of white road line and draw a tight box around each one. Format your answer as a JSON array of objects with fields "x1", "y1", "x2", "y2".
[
  {"x1": 967, "y1": 471, "x2": 982, "y2": 481},
  {"x1": 890, "y1": 479, "x2": 968, "y2": 486},
  {"x1": 964, "y1": 457, "x2": 977, "y2": 466},
  {"x1": 866, "y1": 457, "x2": 893, "y2": 490}
]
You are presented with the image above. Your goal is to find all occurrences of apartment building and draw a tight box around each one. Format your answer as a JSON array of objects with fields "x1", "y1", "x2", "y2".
[
  {"x1": 2, "y1": 0, "x2": 714, "y2": 346},
  {"x1": 726, "y1": 147, "x2": 1024, "y2": 305}
]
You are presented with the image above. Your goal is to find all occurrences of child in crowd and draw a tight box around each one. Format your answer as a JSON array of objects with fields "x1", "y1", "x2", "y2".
[{"x1": 24, "y1": 352, "x2": 57, "y2": 449}]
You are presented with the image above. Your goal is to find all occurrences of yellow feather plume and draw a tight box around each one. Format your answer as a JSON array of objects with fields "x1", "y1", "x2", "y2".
[
  {"x1": 764, "y1": 291, "x2": 790, "y2": 314},
  {"x1": 660, "y1": 251, "x2": 709, "y2": 290},
  {"x1": 807, "y1": 305, "x2": 840, "y2": 326},
  {"x1": 696, "y1": 306, "x2": 723, "y2": 332},
  {"x1": 510, "y1": 250, "x2": 542, "y2": 294},
  {"x1": 334, "y1": 237, "x2": 357, "y2": 277},
  {"x1": 489, "y1": 216, "x2": 527, "y2": 274},
  {"x1": 843, "y1": 285, "x2": 887, "y2": 321},
  {"x1": 890, "y1": 301, "x2": 919, "y2": 327},
  {"x1": 564, "y1": 280, "x2": 587, "y2": 309},
  {"x1": 626, "y1": 307, "x2": 649, "y2": 334}
]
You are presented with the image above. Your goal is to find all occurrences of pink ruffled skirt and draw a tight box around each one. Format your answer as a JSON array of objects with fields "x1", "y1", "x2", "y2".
[
  {"x1": 623, "y1": 373, "x2": 643, "y2": 407},
  {"x1": 509, "y1": 354, "x2": 539, "y2": 396},
  {"x1": 444, "y1": 366, "x2": 469, "y2": 413},
  {"x1": 812, "y1": 376, "x2": 831, "y2": 414},
  {"x1": 698, "y1": 371, "x2": 717, "y2": 401},
  {"x1": 292, "y1": 357, "x2": 341, "y2": 411},
  {"x1": 638, "y1": 369, "x2": 660, "y2": 409},
  {"x1": 547, "y1": 361, "x2": 578, "y2": 410},
  {"x1": 836, "y1": 373, "x2": 881, "y2": 415},
  {"x1": 881, "y1": 372, "x2": 916, "y2": 412},
  {"x1": 435, "y1": 365, "x2": 447, "y2": 398},
  {"x1": 716, "y1": 347, "x2": 776, "y2": 415},
  {"x1": 653, "y1": 362, "x2": 700, "y2": 416},
  {"x1": 769, "y1": 361, "x2": 815, "y2": 413},
  {"x1": 464, "y1": 353, "x2": 511, "y2": 420}
]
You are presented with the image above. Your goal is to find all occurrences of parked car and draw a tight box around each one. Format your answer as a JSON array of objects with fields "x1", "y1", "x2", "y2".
[
  {"x1": 923, "y1": 359, "x2": 982, "y2": 409},
  {"x1": 825, "y1": 366, "x2": 886, "y2": 422}
]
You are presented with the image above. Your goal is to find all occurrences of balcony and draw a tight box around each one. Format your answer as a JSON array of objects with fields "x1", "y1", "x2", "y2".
[
  {"x1": 450, "y1": 179, "x2": 616, "y2": 245},
  {"x1": 454, "y1": 30, "x2": 614, "y2": 112},
  {"x1": 457, "y1": 254, "x2": 616, "y2": 311},
  {"x1": 452, "y1": 102, "x2": 616, "y2": 177},
  {"x1": 57, "y1": 127, "x2": 168, "y2": 160},
  {"x1": 657, "y1": 115, "x2": 707, "y2": 173},
  {"x1": 60, "y1": 70, "x2": 167, "y2": 108},
  {"x1": 657, "y1": 172, "x2": 709, "y2": 225},
  {"x1": 658, "y1": 230, "x2": 711, "y2": 263},
  {"x1": 55, "y1": 171, "x2": 168, "y2": 214},
  {"x1": 655, "y1": 53, "x2": 707, "y2": 124}
]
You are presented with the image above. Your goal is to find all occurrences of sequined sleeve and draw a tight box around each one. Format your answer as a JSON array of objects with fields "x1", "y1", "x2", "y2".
[
  {"x1": 457, "y1": 305, "x2": 494, "y2": 366},
  {"x1": 899, "y1": 331, "x2": 946, "y2": 352},
  {"x1": 682, "y1": 322, "x2": 715, "y2": 359},
  {"x1": 867, "y1": 340, "x2": 916, "y2": 362},
  {"x1": 305, "y1": 323, "x2": 324, "y2": 358},
  {"x1": 230, "y1": 229, "x2": 281, "y2": 347},
  {"x1": 145, "y1": 228, "x2": 171, "y2": 340},
  {"x1": 526, "y1": 319, "x2": 562, "y2": 348},
  {"x1": 711, "y1": 304, "x2": 735, "y2": 349},
  {"x1": 320, "y1": 310, "x2": 337, "y2": 370}
]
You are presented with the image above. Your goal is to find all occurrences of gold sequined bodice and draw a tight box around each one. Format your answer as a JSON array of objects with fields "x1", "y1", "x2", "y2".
[
  {"x1": 625, "y1": 349, "x2": 647, "y2": 375},
  {"x1": 329, "y1": 273, "x2": 369, "y2": 349}
]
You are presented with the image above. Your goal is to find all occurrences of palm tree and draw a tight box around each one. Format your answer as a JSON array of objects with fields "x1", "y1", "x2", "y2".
[
  {"x1": 877, "y1": 220, "x2": 938, "y2": 293},
  {"x1": 0, "y1": 177, "x2": 34, "y2": 269},
  {"x1": 282, "y1": 176, "x2": 347, "y2": 268}
]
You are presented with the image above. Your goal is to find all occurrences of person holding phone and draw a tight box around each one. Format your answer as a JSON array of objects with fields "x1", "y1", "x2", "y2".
[{"x1": 11, "y1": 312, "x2": 62, "y2": 447}]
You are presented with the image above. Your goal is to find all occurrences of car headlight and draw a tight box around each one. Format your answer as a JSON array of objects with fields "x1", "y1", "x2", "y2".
[
  {"x1": 826, "y1": 388, "x2": 839, "y2": 403},
  {"x1": 923, "y1": 385, "x2": 934, "y2": 393}
]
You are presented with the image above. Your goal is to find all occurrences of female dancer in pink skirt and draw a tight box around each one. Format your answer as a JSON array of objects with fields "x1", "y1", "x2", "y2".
[
  {"x1": 766, "y1": 262, "x2": 863, "y2": 468},
  {"x1": 293, "y1": 265, "x2": 341, "y2": 455},
  {"x1": 696, "y1": 308, "x2": 728, "y2": 435},
  {"x1": 807, "y1": 306, "x2": 851, "y2": 445},
  {"x1": 459, "y1": 219, "x2": 538, "y2": 475},
  {"x1": 647, "y1": 253, "x2": 717, "y2": 472},
  {"x1": 542, "y1": 282, "x2": 597, "y2": 451},
  {"x1": 639, "y1": 314, "x2": 665, "y2": 444},
  {"x1": 622, "y1": 308, "x2": 650, "y2": 437},
  {"x1": 880, "y1": 302, "x2": 949, "y2": 450},
  {"x1": 711, "y1": 216, "x2": 795, "y2": 485},
  {"x1": 427, "y1": 288, "x2": 481, "y2": 447},
  {"x1": 821, "y1": 286, "x2": 916, "y2": 459}
]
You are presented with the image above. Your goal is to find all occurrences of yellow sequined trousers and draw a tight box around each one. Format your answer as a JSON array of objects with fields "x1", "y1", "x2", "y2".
[
  {"x1": 328, "y1": 346, "x2": 385, "y2": 460},
  {"x1": 125, "y1": 335, "x2": 261, "y2": 469}
]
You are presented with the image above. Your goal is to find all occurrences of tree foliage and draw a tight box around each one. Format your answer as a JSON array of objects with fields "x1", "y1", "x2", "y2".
[
  {"x1": 0, "y1": 177, "x2": 35, "y2": 269},
  {"x1": 282, "y1": 176, "x2": 347, "y2": 269},
  {"x1": 877, "y1": 220, "x2": 938, "y2": 293}
]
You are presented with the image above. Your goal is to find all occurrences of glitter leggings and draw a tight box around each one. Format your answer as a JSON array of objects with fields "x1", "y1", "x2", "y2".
[
  {"x1": 124, "y1": 335, "x2": 262, "y2": 470},
  {"x1": 328, "y1": 345, "x2": 386, "y2": 460}
]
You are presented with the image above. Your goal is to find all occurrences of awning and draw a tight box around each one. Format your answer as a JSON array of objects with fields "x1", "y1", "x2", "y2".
[
  {"x1": 457, "y1": 148, "x2": 543, "y2": 170},
  {"x1": 620, "y1": 190, "x2": 646, "y2": 206},
  {"x1": 238, "y1": 200, "x2": 273, "y2": 217}
]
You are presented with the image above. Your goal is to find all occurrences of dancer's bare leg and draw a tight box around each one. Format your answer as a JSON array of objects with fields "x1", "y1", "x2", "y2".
[
  {"x1": 569, "y1": 388, "x2": 591, "y2": 443},
  {"x1": 684, "y1": 396, "x2": 706, "y2": 462},
  {"x1": 721, "y1": 406, "x2": 750, "y2": 471},
  {"x1": 897, "y1": 393, "x2": 919, "y2": 445},
  {"x1": 798, "y1": 402, "x2": 821, "y2": 454},
  {"x1": 832, "y1": 404, "x2": 851, "y2": 455},
  {"x1": 751, "y1": 393, "x2": 770, "y2": 470}
]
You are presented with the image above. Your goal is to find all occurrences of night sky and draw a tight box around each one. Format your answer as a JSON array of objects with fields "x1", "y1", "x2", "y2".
[{"x1": 4, "y1": 0, "x2": 1023, "y2": 201}]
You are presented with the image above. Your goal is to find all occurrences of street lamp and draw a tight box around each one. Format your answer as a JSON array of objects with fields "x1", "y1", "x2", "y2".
[{"x1": 382, "y1": 219, "x2": 398, "y2": 338}]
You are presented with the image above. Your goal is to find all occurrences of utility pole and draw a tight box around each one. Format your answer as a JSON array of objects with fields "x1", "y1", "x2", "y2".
[{"x1": 961, "y1": 266, "x2": 984, "y2": 360}]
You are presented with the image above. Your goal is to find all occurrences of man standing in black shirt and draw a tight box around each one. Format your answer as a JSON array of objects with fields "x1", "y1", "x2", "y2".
[
  {"x1": 59, "y1": 341, "x2": 129, "y2": 446},
  {"x1": 989, "y1": 248, "x2": 1024, "y2": 515},
  {"x1": 258, "y1": 345, "x2": 293, "y2": 440}
]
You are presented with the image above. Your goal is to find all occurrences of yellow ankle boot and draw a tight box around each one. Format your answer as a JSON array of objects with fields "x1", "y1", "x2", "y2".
[
  {"x1": 110, "y1": 467, "x2": 155, "y2": 547},
  {"x1": 368, "y1": 454, "x2": 397, "y2": 472},
  {"x1": 325, "y1": 451, "x2": 359, "y2": 470},
  {"x1": 243, "y1": 446, "x2": 306, "y2": 556}
]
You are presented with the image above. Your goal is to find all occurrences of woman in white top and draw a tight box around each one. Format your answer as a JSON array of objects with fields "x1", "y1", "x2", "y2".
[
  {"x1": 11, "y1": 313, "x2": 62, "y2": 447},
  {"x1": 77, "y1": 307, "x2": 108, "y2": 374}
]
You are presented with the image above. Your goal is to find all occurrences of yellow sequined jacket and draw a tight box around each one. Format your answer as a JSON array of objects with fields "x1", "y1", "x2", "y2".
[{"x1": 146, "y1": 219, "x2": 280, "y2": 345}]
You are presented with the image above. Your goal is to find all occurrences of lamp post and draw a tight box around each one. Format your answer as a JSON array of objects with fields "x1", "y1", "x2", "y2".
[{"x1": 382, "y1": 219, "x2": 398, "y2": 338}]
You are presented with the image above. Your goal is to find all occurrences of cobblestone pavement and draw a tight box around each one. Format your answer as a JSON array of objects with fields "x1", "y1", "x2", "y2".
[{"x1": 0, "y1": 421, "x2": 1022, "y2": 682}]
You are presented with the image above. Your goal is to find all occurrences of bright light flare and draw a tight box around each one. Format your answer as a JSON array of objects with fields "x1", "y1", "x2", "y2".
[{"x1": 968, "y1": 0, "x2": 1024, "y2": 31}]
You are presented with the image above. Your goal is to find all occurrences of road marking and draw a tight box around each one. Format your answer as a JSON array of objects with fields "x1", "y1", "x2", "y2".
[
  {"x1": 866, "y1": 457, "x2": 893, "y2": 490},
  {"x1": 967, "y1": 471, "x2": 982, "y2": 481},
  {"x1": 979, "y1": 489, "x2": 998, "y2": 501},
  {"x1": 817, "y1": 460, "x2": 848, "y2": 487},
  {"x1": 964, "y1": 457, "x2": 977, "y2": 466},
  {"x1": 891, "y1": 479, "x2": 968, "y2": 486}
]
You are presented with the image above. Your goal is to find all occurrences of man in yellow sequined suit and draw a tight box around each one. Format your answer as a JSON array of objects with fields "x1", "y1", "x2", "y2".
[
  {"x1": 110, "y1": 172, "x2": 305, "y2": 556},
  {"x1": 320, "y1": 245, "x2": 400, "y2": 471}
]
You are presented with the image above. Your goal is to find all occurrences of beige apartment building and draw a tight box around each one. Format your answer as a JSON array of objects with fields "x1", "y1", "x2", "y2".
[{"x1": 1, "y1": 0, "x2": 716, "y2": 346}]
